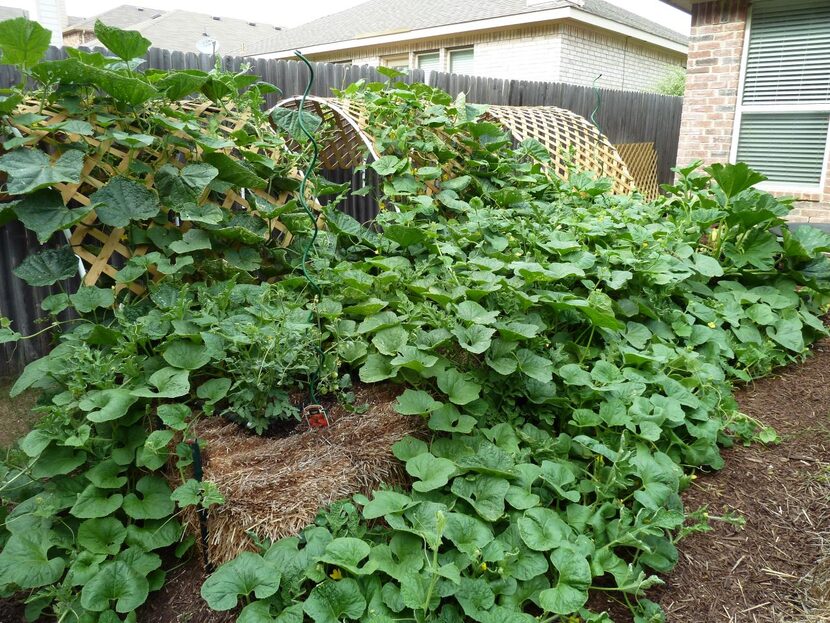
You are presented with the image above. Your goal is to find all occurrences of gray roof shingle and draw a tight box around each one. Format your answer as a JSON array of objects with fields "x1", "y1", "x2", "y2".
[
  {"x1": 65, "y1": 5, "x2": 165, "y2": 32},
  {"x1": 73, "y1": 7, "x2": 282, "y2": 55},
  {"x1": 0, "y1": 6, "x2": 28, "y2": 20},
  {"x1": 243, "y1": 0, "x2": 688, "y2": 57}
]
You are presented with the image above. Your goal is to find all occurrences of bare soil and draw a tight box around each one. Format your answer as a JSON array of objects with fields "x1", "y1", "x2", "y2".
[
  {"x1": 0, "y1": 377, "x2": 38, "y2": 449},
  {"x1": 595, "y1": 339, "x2": 830, "y2": 622}
]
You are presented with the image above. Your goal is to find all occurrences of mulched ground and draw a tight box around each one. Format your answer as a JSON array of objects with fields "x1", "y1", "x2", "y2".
[
  {"x1": 595, "y1": 338, "x2": 830, "y2": 622},
  {"x1": 658, "y1": 337, "x2": 830, "y2": 623},
  {"x1": 5, "y1": 343, "x2": 830, "y2": 621}
]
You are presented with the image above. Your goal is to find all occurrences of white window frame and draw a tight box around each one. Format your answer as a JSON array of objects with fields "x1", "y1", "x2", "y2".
[
  {"x1": 729, "y1": 2, "x2": 830, "y2": 194},
  {"x1": 447, "y1": 46, "x2": 475, "y2": 75},
  {"x1": 416, "y1": 50, "x2": 441, "y2": 71}
]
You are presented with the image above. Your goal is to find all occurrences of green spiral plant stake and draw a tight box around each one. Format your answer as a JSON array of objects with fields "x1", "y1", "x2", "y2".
[{"x1": 293, "y1": 50, "x2": 328, "y2": 414}]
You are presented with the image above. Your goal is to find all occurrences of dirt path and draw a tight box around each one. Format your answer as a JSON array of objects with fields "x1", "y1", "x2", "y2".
[{"x1": 634, "y1": 339, "x2": 830, "y2": 622}]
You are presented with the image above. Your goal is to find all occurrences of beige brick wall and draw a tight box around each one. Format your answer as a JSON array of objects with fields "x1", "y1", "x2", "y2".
[
  {"x1": 559, "y1": 25, "x2": 686, "y2": 91},
  {"x1": 307, "y1": 22, "x2": 684, "y2": 90},
  {"x1": 677, "y1": 0, "x2": 830, "y2": 222}
]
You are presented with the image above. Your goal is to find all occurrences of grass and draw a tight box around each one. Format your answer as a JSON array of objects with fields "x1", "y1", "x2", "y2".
[{"x1": 0, "y1": 377, "x2": 38, "y2": 449}]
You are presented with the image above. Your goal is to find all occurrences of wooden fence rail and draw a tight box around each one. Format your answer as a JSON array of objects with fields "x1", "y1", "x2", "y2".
[{"x1": 0, "y1": 47, "x2": 682, "y2": 377}]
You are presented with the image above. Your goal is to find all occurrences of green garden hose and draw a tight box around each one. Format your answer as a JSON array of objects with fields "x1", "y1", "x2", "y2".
[{"x1": 293, "y1": 51, "x2": 328, "y2": 412}]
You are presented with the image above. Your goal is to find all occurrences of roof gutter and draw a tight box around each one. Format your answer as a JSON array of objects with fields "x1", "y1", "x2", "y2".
[{"x1": 246, "y1": 6, "x2": 688, "y2": 59}]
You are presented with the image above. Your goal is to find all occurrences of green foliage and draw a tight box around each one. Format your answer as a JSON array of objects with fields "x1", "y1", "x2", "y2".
[
  {"x1": 654, "y1": 65, "x2": 686, "y2": 96},
  {"x1": 1, "y1": 18, "x2": 829, "y2": 623},
  {"x1": 199, "y1": 80, "x2": 830, "y2": 623}
]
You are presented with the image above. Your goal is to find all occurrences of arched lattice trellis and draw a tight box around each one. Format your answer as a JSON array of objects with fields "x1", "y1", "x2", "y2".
[{"x1": 275, "y1": 95, "x2": 645, "y2": 218}]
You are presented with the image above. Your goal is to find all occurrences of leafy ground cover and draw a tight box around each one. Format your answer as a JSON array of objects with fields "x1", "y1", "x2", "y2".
[{"x1": 2, "y1": 17, "x2": 830, "y2": 623}]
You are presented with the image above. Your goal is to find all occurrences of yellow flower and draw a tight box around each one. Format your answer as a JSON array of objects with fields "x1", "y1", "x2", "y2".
[
  {"x1": 329, "y1": 568, "x2": 343, "y2": 580},
  {"x1": 707, "y1": 321, "x2": 716, "y2": 329},
  {"x1": 479, "y1": 562, "x2": 488, "y2": 572},
  {"x1": 642, "y1": 242, "x2": 649, "y2": 248}
]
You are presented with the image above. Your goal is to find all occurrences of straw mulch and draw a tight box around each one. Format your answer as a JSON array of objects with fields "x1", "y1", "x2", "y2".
[{"x1": 182, "y1": 383, "x2": 424, "y2": 566}]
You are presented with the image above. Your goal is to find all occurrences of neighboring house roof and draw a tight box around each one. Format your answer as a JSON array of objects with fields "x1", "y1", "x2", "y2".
[
  {"x1": 66, "y1": 6, "x2": 282, "y2": 55},
  {"x1": 65, "y1": 5, "x2": 164, "y2": 33},
  {"x1": 243, "y1": 0, "x2": 688, "y2": 58},
  {"x1": 0, "y1": 6, "x2": 28, "y2": 20}
]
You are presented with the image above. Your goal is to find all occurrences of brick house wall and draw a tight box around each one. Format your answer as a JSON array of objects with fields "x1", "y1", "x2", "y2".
[
  {"x1": 307, "y1": 22, "x2": 685, "y2": 91},
  {"x1": 559, "y1": 25, "x2": 683, "y2": 91},
  {"x1": 676, "y1": 0, "x2": 830, "y2": 222}
]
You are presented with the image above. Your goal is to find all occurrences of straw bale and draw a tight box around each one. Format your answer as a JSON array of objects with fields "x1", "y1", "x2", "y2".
[{"x1": 181, "y1": 383, "x2": 424, "y2": 566}]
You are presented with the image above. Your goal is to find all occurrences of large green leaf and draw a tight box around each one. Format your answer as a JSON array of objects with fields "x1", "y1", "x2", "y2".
[
  {"x1": 93, "y1": 20, "x2": 151, "y2": 61},
  {"x1": 436, "y1": 368, "x2": 481, "y2": 405},
  {"x1": 0, "y1": 532, "x2": 65, "y2": 589},
  {"x1": 202, "y1": 152, "x2": 267, "y2": 189},
  {"x1": 201, "y1": 552, "x2": 281, "y2": 611},
  {"x1": 303, "y1": 578, "x2": 366, "y2": 623},
  {"x1": 79, "y1": 389, "x2": 139, "y2": 423},
  {"x1": 13, "y1": 245, "x2": 78, "y2": 287},
  {"x1": 361, "y1": 490, "x2": 415, "y2": 520},
  {"x1": 155, "y1": 70, "x2": 210, "y2": 100},
  {"x1": 78, "y1": 517, "x2": 127, "y2": 555},
  {"x1": 271, "y1": 107, "x2": 323, "y2": 143},
  {"x1": 12, "y1": 189, "x2": 93, "y2": 243},
  {"x1": 31, "y1": 57, "x2": 158, "y2": 106},
  {"x1": 122, "y1": 475, "x2": 175, "y2": 520},
  {"x1": 394, "y1": 389, "x2": 441, "y2": 415},
  {"x1": 0, "y1": 148, "x2": 84, "y2": 195},
  {"x1": 91, "y1": 176, "x2": 161, "y2": 227},
  {"x1": 319, "y1": 537, "x2": 378, "y2": 575},
  {"x1": 444, "y1": 512, "x2": 493, "y2": 557},
  {"x1": 538, "y1": 549, "x2": 591, "y2": 614},
  {"x1": 70, "y1": 485, "x2": 123, "y2": 519},
  {"x1": 451, "y1": 475, "x2": 510, "y2": 522},
  {"x1": 0, "y1": 17, "x2": 50, "y2": 68},
  {"x1": 31, "y1": 444, "x2": 86, "y2": 478},
  {"x1": 705, "y1": 162, "x2": 766, "y2": 198},
  {"x1": 405, "y1": 453, "x2": 457, "y2": 492},
  {"x1": 162, "y1": 340, "x2": 212, "y2": 370},
  {"x1": 518, "y1": 508, "x2": 571, "y2": 552},
  {"x1": 70, "y1": 286, "x2": 115, "y2": 314},
  {"x1": 131, "y1": 367, "x2": 190, "y2": 398},
  {"x1": 80, "y1": 561, "x2": 149, "y2": 613},
  {"x1": 453, "y1": 324, "x2": 495, "y2": 354}
]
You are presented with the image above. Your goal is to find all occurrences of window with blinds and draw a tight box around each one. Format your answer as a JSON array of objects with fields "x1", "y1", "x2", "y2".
[
  {"x1": 416, "y1": 52, "x2": 440, "y2": 71},
  {"x1": 743, "y1": 0, "x2": 830, "y2": 104},
  {"x1": 449, "y1": 48, "x2": 474, "y2": 75},
  {"x1": 734, "y1": 0, "x2": 830, "y2": 187}
]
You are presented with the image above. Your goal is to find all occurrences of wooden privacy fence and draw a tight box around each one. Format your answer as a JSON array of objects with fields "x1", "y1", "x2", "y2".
[
  {"x1": 0, "y1": 47, "x2": 682, "y2": 377},
  {"x1": 0, "y1": 47, "x2": 683, "y2": 184}
]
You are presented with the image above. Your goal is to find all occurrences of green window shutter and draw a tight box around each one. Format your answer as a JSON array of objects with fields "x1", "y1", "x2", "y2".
[
  {"x1": 743, "y1": 0, "x2": 830, "y2": 104},
  {"x1": 736, "y1": 112, "x2": 829, "y2": 184},
  {"x1": 417, "y1": 52, "x2": 440, "y2": 71},
  {"x1": 449, "y1": 49, "x2": 474, "y2": 75}
]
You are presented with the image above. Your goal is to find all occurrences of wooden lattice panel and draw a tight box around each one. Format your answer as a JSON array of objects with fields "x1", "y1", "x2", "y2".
[
  {"x1": 9, "y1": 98, "x2": 311, "y2": 294},
  {"x1": 615, "y1": 142, "x2": 660, "y2": 200},
  {"x1": 275, "y1": 96, "x2": 636, "y2": 196},
  {"x1": 485, "y1": 105, "x2": 635, "y2": 195}
]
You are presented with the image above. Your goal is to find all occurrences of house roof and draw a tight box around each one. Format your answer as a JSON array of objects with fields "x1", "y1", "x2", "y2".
[
  {"x1": 65, "y1": 5, "x2": 165, "y2": 32},
  {"x1": 0, "y1": 6, "x2": 28, "y2": 20},
  {"x1": 71, "y1": 7, "x2": 282, "y2": 55},
  {"x1": 242, "y1": 0, "x2": 688, "y2": 58}
]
